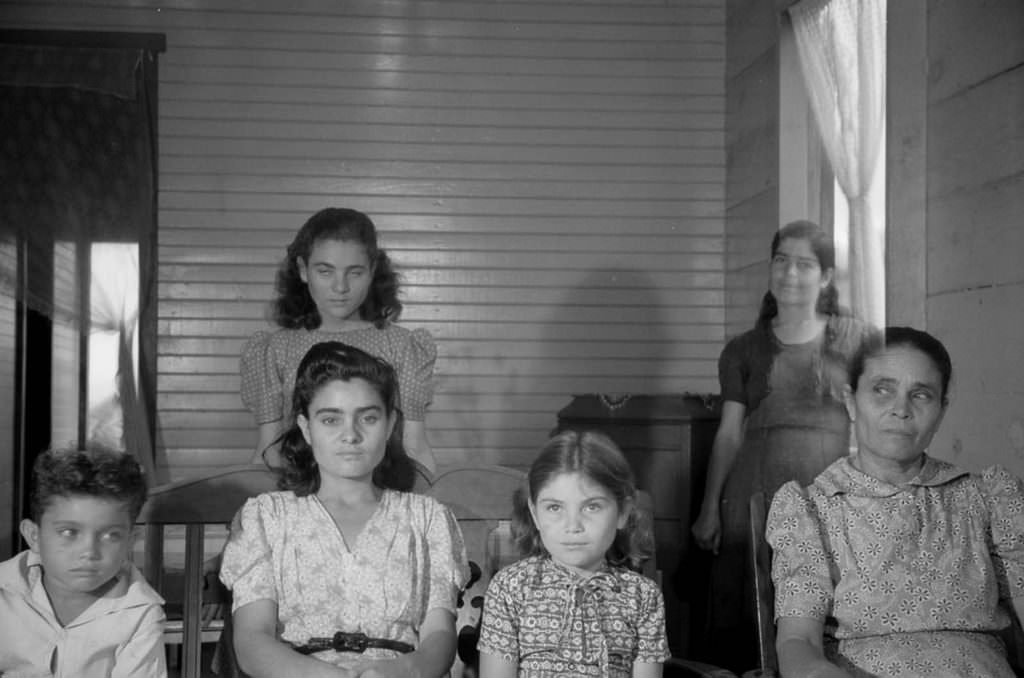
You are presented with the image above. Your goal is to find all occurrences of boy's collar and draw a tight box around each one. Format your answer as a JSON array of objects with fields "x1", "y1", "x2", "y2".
[{"x1": 20, "y1": 550, "x2": 157, "y2": 625}]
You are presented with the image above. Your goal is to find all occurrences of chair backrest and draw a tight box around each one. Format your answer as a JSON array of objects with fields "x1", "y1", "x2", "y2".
[
  {"x1": 136, "y1": 465, "x2": 278, "y2": 678},
  {"x1": 426, "y1": 465, "x2": 525, "y2": 678},
  {"x1": 749, "y1": 491, "x2": 777, "y2": 674},
  {"x1": 139, "y1": 464, "x2": 526, "y2": 678},
  {"x1": 1001, "y1": 605, "x2": 1024, "y2": 674}
]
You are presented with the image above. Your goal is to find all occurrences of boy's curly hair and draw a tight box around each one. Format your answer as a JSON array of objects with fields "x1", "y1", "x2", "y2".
[
  {"x1": 272, "y1": 207, "x2": 403, "y2": 330},
  {"x1": 30, "y1": 442, "x2": 148, "y2": 522}
]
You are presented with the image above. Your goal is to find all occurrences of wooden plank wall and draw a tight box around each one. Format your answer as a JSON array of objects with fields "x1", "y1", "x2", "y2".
[
  {"x1": 924, "y1": 1, "x2": 1024, "y2": 477},
  {"x1": 724, "y1": 0, "x2": 779, "y2": 337},
  {"x1": 1, "y1": 1, "x2": 726, "y2": 480}
]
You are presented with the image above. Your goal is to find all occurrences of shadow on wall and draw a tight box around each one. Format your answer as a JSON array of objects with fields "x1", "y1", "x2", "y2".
[{"x1": 543, "y1": 267, "x2": 672, "y2": 474}]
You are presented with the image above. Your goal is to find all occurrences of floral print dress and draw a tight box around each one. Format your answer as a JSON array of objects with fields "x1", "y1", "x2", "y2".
[
  {"x1": 219, "y1": 490, "x2": 468, "y2": 668},
  {"x1": 768, "y1": 455, "x2": 1024, "y2": 677}
]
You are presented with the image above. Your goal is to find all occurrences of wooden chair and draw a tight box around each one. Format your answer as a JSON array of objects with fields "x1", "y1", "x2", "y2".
[
  {"x1": 426, "y1": 466, "x2": 736, "y2": 678},
  {"x1": 137, "y1": 462, "x2": 434, "y2": 678},
  {"x1": 664, "y1": 657, "x2": 739, "y2": 677},
  {"x1": 745, "y1": 490, "x2": 1024, "y2": 678},
  {"x1": 426, "y1": 465, "x2": 526, "y2": 677},
  {"x1": 136, "y1": 465, "x2": 278, "y2": 678},
  {"x1": 749, "y1": 491, "x2": 778, "y2": 677},
  {"x1": 138, "y1": 462, "x2": 737, "y2": 678}
]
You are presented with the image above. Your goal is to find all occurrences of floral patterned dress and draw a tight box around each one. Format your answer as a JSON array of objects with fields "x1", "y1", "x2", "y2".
[
  {"x1": 768, "y1": 455, "x2": 1024, "y2": 677},
  {"x1": 219, "y1": 490, "x2": 468, "y2": 668},
  {"x1": 478, "y1": 556, "x2": 669, "y2": 677},
  {"x1": 240, "y1": 324, "x2": 436, "y2": 424}
]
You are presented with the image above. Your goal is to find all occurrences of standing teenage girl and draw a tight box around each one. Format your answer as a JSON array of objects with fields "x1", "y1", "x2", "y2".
[
  {"x1": 241, "y1": 207, "x2": 438, "y2": 473},
  {"x1": 478, "y1": 430, "x2": 670, "y2": 677},
  {"x1": 222, "y1": 342, "x2": 468, "y2": 677},
  {"x1": 690, "y1": 220, "x2": 869, "y2": 670}
]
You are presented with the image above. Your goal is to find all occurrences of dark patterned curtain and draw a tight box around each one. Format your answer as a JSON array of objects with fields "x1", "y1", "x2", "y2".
[{"x1": 0, "y1": 37, "x2": 161, "y2": 479}]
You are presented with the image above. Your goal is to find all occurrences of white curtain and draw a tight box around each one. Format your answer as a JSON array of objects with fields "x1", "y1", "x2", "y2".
[
  {"x1": 90, "y1": 244, "x2": 155, "y2": 479},
  {"x1": 790, "y1": 0, "x2": 886, "y2": 328}
]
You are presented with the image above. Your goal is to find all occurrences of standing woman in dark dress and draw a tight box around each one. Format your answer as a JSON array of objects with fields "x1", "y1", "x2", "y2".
[{"x1": 690, "y1": 220, "x2": 869, "y2": 670}]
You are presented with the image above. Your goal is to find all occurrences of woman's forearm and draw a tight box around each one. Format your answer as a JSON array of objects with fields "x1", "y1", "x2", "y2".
[
  {"x1": 234, "y1": 628, "x2": 350, "y2": 678},
  {"x1": 775, "y1": 617, "x2": 851, "y2": 678},
  {"x1": 699, "y1": 434, "x2": 741, "y2": 511},
  {"x1": 406, "y1": 626, "x2": 457, "y2": 678},
  {"x1": 777, "y1": 637, "x2": 850, "y2": 678},
  {"x1": 699, "y1": 401, "x2": 746, "y2": 511}
]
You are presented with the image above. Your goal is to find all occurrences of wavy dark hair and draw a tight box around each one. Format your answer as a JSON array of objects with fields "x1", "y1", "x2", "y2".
[
  {"x1": 755, "y1": 219, "x2": 841, "y2": 330},
  {"x1": 512, "y1": 429, "x2": 654, "y2": 572},
  {"x1": 30, "y1": 442, "x2": 149, "y2": 522},
  {"x1": 849, "y1": 326, "x2": 953, "y2": 405},
  {"x1": 271, "y1": 341, "x2": 416, "y2": 494},
  {"x1": 272, "y1": 208, "x2": 403, "y2": 330}
]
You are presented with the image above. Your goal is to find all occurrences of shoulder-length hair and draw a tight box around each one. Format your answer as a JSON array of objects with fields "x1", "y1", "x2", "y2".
[
  {"x1": 272, "y1": 207, "x2": 403, "y2": 330},
  {"x1": 512, "y1": 429, "x2": 654, "y2": 571},
  {"x1": 271, "y1": 341, "x2": 416, "y2": 493}
]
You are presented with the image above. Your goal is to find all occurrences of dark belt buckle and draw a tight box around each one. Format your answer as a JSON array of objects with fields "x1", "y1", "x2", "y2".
[{"x1": 333, "y1": 631, "x2": 369, "y2": 653}]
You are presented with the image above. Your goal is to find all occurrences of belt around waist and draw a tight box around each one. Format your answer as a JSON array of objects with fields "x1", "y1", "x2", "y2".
[{"x1": 291, "y1": 631, "x2": 415, "y2": 655}]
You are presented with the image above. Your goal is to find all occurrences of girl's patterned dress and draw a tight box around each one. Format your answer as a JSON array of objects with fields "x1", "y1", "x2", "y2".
[{"x1": 478, "y1": 556, "x2": 669, "y2": 677}]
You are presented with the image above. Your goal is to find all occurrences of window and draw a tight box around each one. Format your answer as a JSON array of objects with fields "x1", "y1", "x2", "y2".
[
  {"x1": 0, "y1": 30, "x2": 164, "y2": 556},
  {"x1": 780, "y1": 0, "x2": 887, "y2": 322}
]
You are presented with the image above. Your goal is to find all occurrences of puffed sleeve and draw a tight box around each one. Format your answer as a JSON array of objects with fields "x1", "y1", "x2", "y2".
[
  {"x1": 718, "y1": 335, "x2": 748, "y2": 406},
  {"x1": 477, "y1": 567, "x2": 521, "y2": 662},
  {"x1": 767, "y1": 482, "x2": 834, "y2": 621},
  {"x1": 981, "y1": 466, "x2": 1024, "y2": 601},
  {"x1": 239, "y1": 330, "x2": 285, "y2": 424},
  {"x1": 424, "y1": 499, "x2": 470, "y2": 614},
  {"x1": 219, "y1": 496, "x2": 280, "y2": 611},
  {"x1": 634, "y1": 580, "x2": 670, "y2": 663},
  {"x1": 395, "y1": 327, "x2": 436, "y2": 421}
]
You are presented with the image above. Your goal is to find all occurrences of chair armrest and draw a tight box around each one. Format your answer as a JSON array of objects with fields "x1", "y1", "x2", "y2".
[{"x1": 665, "y1": 657, "x2": 739, "y2": 678}]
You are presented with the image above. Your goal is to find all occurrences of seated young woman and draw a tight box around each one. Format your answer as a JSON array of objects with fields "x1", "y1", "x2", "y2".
[
  {"x1": 220, "y1": 341, "x2": 469, "y2": 678},
  {"x1": 768, "y1": 327, "x2": 1024, "y2": 678}
]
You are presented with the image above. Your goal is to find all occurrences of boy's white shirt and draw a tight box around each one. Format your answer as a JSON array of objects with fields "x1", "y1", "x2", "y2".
[{"x1": 0, "y1": 550, "x2": 167, "y2": 678}]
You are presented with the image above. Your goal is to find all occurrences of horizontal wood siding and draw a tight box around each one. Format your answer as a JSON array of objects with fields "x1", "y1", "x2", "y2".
[
  {"x1": 924, "y1": 1, "x2": 1024, "y2": 477},
  {"x1": 2, "y1": 0, "x2": 726, "y2": 479},
  {"x1": 724, "y1": 0, "x2": 778, "y2": 338}
]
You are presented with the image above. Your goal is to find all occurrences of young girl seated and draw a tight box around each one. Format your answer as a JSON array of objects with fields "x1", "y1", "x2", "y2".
[
  {"x1": 220, "y1": 342, "x2": 468, "y2": 678},
  {"x1": 478, "y1": 430, "x2": 670, "y2": 677}
]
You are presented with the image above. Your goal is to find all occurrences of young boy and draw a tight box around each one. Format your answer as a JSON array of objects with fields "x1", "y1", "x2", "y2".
[{"x1": 0, "y1": 443, "x2": 166, "y2": 677}]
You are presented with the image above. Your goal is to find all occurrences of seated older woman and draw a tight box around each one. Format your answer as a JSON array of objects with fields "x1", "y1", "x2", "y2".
[{"x1": 767, "y1": 326, "x2": 1024, "y2": 677}]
